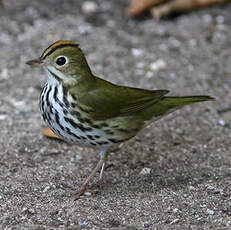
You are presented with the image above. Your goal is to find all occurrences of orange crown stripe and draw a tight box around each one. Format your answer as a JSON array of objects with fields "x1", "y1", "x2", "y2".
[{"x1": 41, "y1": 40, "x2": 79, "y2": 59}]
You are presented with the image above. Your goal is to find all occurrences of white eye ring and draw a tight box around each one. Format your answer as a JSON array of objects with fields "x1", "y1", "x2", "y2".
[{"x1": 55, "y1": 56, "x2": 68, "y2": 66}]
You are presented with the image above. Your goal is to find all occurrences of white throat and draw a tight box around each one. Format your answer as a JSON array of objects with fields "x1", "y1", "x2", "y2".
[
  {"x1": 43, "y1": 66, "x2": 78, "y2": 86},
  {"x1": 43, "y1": 67, "x2": 60, "y2": 85}
]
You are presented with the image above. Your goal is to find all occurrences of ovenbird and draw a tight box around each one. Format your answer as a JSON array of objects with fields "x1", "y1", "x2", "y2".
[{"x1": 27, "y1": 40, "x2": 214, "y2": 196}]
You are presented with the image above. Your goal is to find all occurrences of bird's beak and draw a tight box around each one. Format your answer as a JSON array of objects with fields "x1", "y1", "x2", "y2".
[{"x1": 26, "y1": 58, "x2": 43, "y2": 67}]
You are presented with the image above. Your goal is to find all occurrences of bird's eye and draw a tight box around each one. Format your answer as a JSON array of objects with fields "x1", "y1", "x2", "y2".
[{"x1": 56, "y1": 56, "x2": 67, "y2": 66}]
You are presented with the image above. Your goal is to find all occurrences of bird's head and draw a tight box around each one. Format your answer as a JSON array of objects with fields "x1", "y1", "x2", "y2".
[{"x1": 26, "y1": 40, "x2": 92, "y2": 86}]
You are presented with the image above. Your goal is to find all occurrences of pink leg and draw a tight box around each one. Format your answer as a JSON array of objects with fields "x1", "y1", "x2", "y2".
[{"x1": 75, "y1": 150, "x2": 108, "y2": 198}]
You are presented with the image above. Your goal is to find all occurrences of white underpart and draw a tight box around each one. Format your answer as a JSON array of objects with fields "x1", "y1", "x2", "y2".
[{"x1": 40, "y1": 69, "x2": 114, "y2": 151}]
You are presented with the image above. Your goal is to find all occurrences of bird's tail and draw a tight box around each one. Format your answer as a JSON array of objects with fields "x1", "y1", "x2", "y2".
[
  {"x1": 139, "y1": 95, "x2": 214, "y2": 124},
  {"x1": 162, "y1": 95, "x2": 215, "y2": 108}
]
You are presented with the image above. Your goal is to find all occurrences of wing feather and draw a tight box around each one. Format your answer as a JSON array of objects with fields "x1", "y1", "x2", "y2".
[{"x1": 76, "y1": 81, "x2": 169, "y2": 120}]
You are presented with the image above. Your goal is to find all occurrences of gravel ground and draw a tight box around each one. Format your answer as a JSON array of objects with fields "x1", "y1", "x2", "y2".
[{"x1": 0, "y1": 0, "x2": 231, "y2": 229}]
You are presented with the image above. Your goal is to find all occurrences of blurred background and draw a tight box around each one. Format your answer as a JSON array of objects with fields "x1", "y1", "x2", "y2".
[{"x1": 0, "y1": 0, "x2": 231, "y2": 229}]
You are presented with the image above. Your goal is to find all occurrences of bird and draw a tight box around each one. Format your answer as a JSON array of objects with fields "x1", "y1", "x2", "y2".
[{"x1": 26, "y1": 40, "x2": 214, "y2": 197}]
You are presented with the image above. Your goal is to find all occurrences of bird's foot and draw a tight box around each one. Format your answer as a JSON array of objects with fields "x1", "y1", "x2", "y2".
[
  {"x1": 74, "y1": 156, "x2": 108, "y2": 199},
  {"x1": 74, "y1": 180, "x2": 108, "y2": 199},
  {"x1": 74, "y1": 185, "x2": 88, "y2": 199}
]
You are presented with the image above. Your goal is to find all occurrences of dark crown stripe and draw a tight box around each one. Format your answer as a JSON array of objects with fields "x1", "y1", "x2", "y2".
[{"x1": 41, "y1": 41, "x2": 79, "y2": 59}]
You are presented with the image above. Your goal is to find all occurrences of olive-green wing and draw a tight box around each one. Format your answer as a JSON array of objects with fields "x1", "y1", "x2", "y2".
[{"x1": 76, "y1": 82, "x2": 169, "y2": 120}]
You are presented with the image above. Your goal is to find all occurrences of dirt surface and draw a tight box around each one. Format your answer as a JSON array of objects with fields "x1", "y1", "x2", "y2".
[{"x1": 0, "y1": 0, "x2": 231, "y2": 229}]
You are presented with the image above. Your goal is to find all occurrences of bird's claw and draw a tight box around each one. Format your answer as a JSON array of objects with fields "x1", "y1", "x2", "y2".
[{"x1": 74, "y1": 186, "x2": 88, "y2": 200}]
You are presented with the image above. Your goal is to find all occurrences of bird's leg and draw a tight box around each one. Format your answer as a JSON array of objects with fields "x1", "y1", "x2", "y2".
[
  {"x1": 96, "y1": 150, "x2": 109, "y2": 188},
  {"x1": 75, "y1": 159, "x2": 104, "y2": 197},
  {"x1": 75, "y1": 150, "x2": 108, "y2": 197},
  {"x1": 96, "y1": 161, "x2": 106, "y2": 189}
]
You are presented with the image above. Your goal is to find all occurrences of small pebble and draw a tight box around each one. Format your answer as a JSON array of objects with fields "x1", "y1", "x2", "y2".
[
  {"x1": 43, "y1": 185, "x2": 51, "y2": 192},
  {"x1": 169, "y1": 72, "x2": 176, "y2": 79},
  {"x1": 188, "y1": 185, "x2": 196, "y2": 191},
  {"x1": 218, "y1": 119, "x2": 225, "y2": 126},
  {"x1": 173, "y1": 208, "x2": 178, "y2": 213},
  {"x1": 145, "y1": 71, "x2": 153, "y2": 78},
  {"x1": 75, "y1": 155, "x2": 83, "y2": 160},
  {"x1": 207, "y1": 209, "x2": 214, "y2": 215},
  {"x1": 175, "y1": 128, "x2": 183, "y2": 135},
  {"x1": 149, "y1": 59, "x2": 166, "y2": 71},
  {"x1": 188, "y1": 64, "x2": 195, "y2": 71},
  {"x1": 189, "y1": 39, "x2": 197, "y2": 48},
  {"x1": 139, "y1": 167, "x2": 151, "y2": 175},
  {"x1": 143, "y1": 222, "x2": 152, "y2": 228},
  {"x1": 78, "y1": 221, "x2": 88, "y2": 227},
  {"x1": 159, "y1": 44, "x2": 167, "y2": 51},
  {"x1": 0, "y1": 69, "x2": 9, "y2": 79},
  {"x1": 202, "y1": 14, "x2": 212, "y2": 24},
  {"x1": 170, "y1": 39, "x2": 180, "y2": 47},
  {"x1": 82, "y1": 1, "x2": 98, "y2": 14},
  {"x1": 0, "y1": 114, "x2": 7, "y2": 120},
  {"x1": 216, "y1": 15, "x2": 224, "y2": 24},
  {"x1": 10, "y1": 99, "x2": 31, "y2": 113},
  {"x1": 207, "y1": 185, "x2": 215, "y2": 190},
  {"x1": 131, "y1": 48, "x2": 143, "y2": 57},
  {"x1": 214, "y1": 188, "x2": 224, "y2": 195},
  {"x1": 42, "y1": 149, "x2": 60, "y2": 156},
  {"x1": 27, "y1": 87, "x2": 36, "y2": 95},
  {"x1": 170, "y1": 218, "x2": 179, "y2": 224},
  {"x1": 22, "y1": 207, "x2": 35, "y2": 214},
  {"x1": 84, "y1": 191, "x2": 92, "y2": 196},
  {"x1": 227, "y1": 220, "x2": 231, "y2": 226}
]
